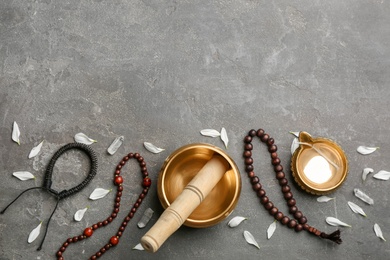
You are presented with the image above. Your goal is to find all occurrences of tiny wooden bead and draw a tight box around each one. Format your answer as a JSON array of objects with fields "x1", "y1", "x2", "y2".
[
  {"x1": 257, "y1": 189, "x2": 266, "y2": 197},
  {"x1": 140, "y1": 161, "x2": 146, "y2": 167},
  {"x1": 269, "y1": 207, "x2": 278, "y2": 216},
  {"x1": 248, "y1": 129, "x2": 257, "y2": 137},
  {"x1": 98, "y1": 222, "x2": 103, "y2": 227},
  {"x1": 244, "y1": 136, "x2": 252, "y2": 143},
  {"x1": 137, "y1": 198, "x2": 142, "y2": 204},
  {"x1": 116, "y1": 165, "x2": 122, "y2": 170},
  {"x1": 111, "y1": 213, "x2": 117, "y2": 218},
  {"x1": 119, "y1": 226, "x2": 125, "y2": 232},
  {"x1": 100, "y1": 248, "x2": 106, "y2": 253},
  {"x1": 289, "y1": 206, "x2": 298, "y2": 214},
  {"x1": 131, "y1": 208, "x2": 137, "y2": 213},
  {"x1": 287, "y1": 198, "x2": 296, "y2": 207},
  {"x1": 274, "y1": 165, "x2": 283, "y2": 172},
  {"x1": 139, "y1": 193, "x2": 145, "y2": 199},
  {"x1": 120, "y1": 160, "x2": 125, "y2": 166},
  {"x1": 57, "y1": 251, "x2": 63, "y2": 257},
  {"x1": 245, "y1": 157, "x2": 253, "y2": 165},
  {"x1": 63, "y1": 242, "x2": 69, "y2": 247},
  {"x1": 123, "y1": 156, "x2": 129, "y2": 161},
  {"x1": 114, "y1": 202, "x2": 120, "y2": 208},
  {"x1": 134, "y1": 153, "x2": 140, "y2": 159},
  {"x1": 93, "y1": 224, "x2": 98, "y2": 230},
  {"x1": 78, "y1": 235, "x2": 85, "y2": 241},
  {"x1": 60, "y1": 247, "x2": 66, "y2": 252},
  {"x1": 272, "y1": 158, "x2": 281, "y2": 165},
  {"x1": 118, "y1": 186, "x2": 124, "y2": 192},
  {"x1": 256, "y1": 129, "x2": 265, "y2": 137},
  {"x1": 58, "y1": 257, "x2": 64, "y2": 260},
  {"x1": 137, "y1": 156, "x2": 144, "y2": 162},
  {"x1": 245, "y1": 165, "x2": 254, "y2": 172},
  {"x1": 271, "y1": 152, "x2": 278, "y2": 159},
  {"x1": 252, "y1": 183, "x2": 261, "y2": 191},
  {"x1": 122, "y1": 222, "x2": 128, "y2": 227},
  {"x1": 288, "y1": 219, "x2": 297, "y2": 228},
  {"x1": 244, "y1": 143, "x2": 253, "y2": 150},
  {"x1": 116, "y1": 191, "x2": 122, "y2": 197},
  {"x1": 114, "y1": 208, "x2": 119, "y2": 213},
  {"x1": 91, "y1": 256, "x2": 97, "y2": 260},
  {"x1": 282, "y1": 185, "x2": 291, "y2": 193},
  {"x1": 283, "y1": 192, "x2": 293, "y2": 200},
  {"x1": 251, "y1": 176, "x2": 259, "y2": 184},
  {"x1": 96, "y1": 252, "x2": 102, "y2": 257},
  {"x1": 295, "y1": 224, "x2": 303, "y2": 232},
  {"x1": 247, "y1": 171, "x2": 255, "y2": 178},
  {"x1": 281, "y1": 216, "x2": 290, "y2": 225},
  {"x1": 264, "y1": 202, "x2": 274, "y2": 210},
  {"x1": 260, "y1": 196, "x2": 269, "y2": 204},
  {"x1": 73, "y1": 236, "x2": 79, "y2": 242},
  {"x1": 134, "y1": 203, "x2": 140, "y2": 208},
  {"x1": 103, "y1": 220, "x2": 109, "y2": 225},
  {"x1": 108, "y1": 217, "x2": 113, "y2": 222},
  {"x1": 294, "y1": 211, "x2": 303, "y2": 219},
  {"x1": 115, "y1": 170, "x2": 120, "y2": 175},
  {"x1": 267, "y1": 138, "x2": 274, "y2": 146},
  {"x1": 303, "y1": 224, "x2": 310, "y2": 230},
  {"x1": 260, "y1": 134, "x2": 269, "y2": 142},
  {"x1": 128, "y1": 153, "x2": 134, "y2": 158},
  {"x1": 268, "y1": 145, "x2": 277, "y2": 153},
  {"x1": 279, "y1": 178, "x2": 288, "y2": 186},
  {"x1": 141, "y1": 167, "x2": 147, "y2": 173},
  {"x1": 243, "y1": 150, "x2": 252, "y2": 158},
  {"x1": 276, "y1": 172, "x2": 285, "y2": 180},
  {"x1": 117, "y1": 231, "x2": 123, "y2": 237},
  {"x1": 115, "y1": 197, "x2": 121, "y2": 203},
  {"x1": 275, "y1": 212, "x2": 283, "y2": 221},
  {"x1": 67, "y1": 238, "x2": 73, "y2": 243},
  {"x1": 125, "y1": 216, "x2": 131, "y2": 222},
  {"x1": 299, "y1": 216, "x2": 308, "y2": 224},
  {"x1": 105, "y1": 244, "x2": 111, "y2": 250},
  {"x1": 128, "y1": 212, "x2": 134, "y2": 218}
]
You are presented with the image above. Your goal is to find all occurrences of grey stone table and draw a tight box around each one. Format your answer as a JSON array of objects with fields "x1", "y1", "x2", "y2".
[{"x1": 1, "y1": 1, "x2": 389, "y2": 259}]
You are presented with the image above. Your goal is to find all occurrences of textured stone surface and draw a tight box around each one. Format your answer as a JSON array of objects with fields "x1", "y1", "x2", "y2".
[{"x1": 1, "y1": 0, "x2": 390, "y2": 259}]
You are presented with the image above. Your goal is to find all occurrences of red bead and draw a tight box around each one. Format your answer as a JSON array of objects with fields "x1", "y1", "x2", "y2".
[
  {"x1": 299, "y1": 216, "x2": 308, "y2": 224},
  {"x1": 110, "y1": 236, "x2": 119, "y2": 246},
  {"x1": 268, "y1": 145, "x2": 277, "y2": 153},
  {"x1": 244, "y1": 136, "x2": 252, "y2": 143},
  {"x1": 243, "y1": 150, "x2": 252, "y2": 158},
  {"x1": 245, "y1": 157, "x2": 253, "y2": 165},
  {"x1": 120, "y1": 160, "x2": 125, "y2": 166},
  {"x1": 275, "y1": 212, "x2": 283, "y2": 221},
  {"x1": 114, "y1": 176, "x2": 123, "y2": 185},
  {"x1": 244, "y1": 143, "x2": 253, "y2": 150},
  {"x1": 295, "y1": 224, "x2": 303, "y2": 232},
  {"x1": 84, "y1": 227, "x2": 93, "y2": 237},
  {"x1": 288, "y1": 219, "x2": 297, "y2": 228},
  {"x1": 252, "y1": 183, "x2": 261, "y2": 191},
  {"x1": 57, "y1": 251, "x2": 62, "y2": 257},
  {"x1": 256, "y1": 129, "x2": 265, "y2": 137},
  {"x1": 281, "y1": 216, "x2": 290, "y2": 225},
  {"x1": 93, "y1": 224, "x2": 98, "y2": 230},
  {"x1": 248, "y1": 129, "x2": 257, "y2": 137},
  {"x1": 143, "y1": 177, "x2": 152, "y2": 188}
]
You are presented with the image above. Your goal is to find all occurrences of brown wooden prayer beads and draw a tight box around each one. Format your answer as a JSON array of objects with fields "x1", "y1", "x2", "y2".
[{"x1": 243, "y1": 129, "x2": 342, "y2": 244}]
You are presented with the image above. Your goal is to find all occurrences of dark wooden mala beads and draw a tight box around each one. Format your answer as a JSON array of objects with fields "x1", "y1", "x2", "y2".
[
  {"x1": 243, "y1": 129, "x2": 342, "y2": 244},
  {"x1": 56, "y1": 152, "x2": 152, "y2": 260}
]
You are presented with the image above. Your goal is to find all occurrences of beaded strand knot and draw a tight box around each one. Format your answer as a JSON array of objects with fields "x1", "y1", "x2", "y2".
[
  {"x1": 243, "y1": 129, "x2": 342, "y2": 244},
  {"x1": 56, "y1": 152, "x2": 151, "y2": 260}
]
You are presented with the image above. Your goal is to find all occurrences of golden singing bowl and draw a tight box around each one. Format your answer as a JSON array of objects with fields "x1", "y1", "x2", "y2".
[
  {"x1": 157, "y1": 143, "x2": 241, "y2": 228},
  {"x1": 291, "y1": 132, "x2": 348, "y2": 195}
]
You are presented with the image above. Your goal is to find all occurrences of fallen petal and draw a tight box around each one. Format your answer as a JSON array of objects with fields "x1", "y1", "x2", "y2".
[
  {"x1": 374, "y1": 223, "x2": 386, "y2": 241},
  {"x1": 373, "y1": 170, "x2": 390, "y2": 181},
  {"x1": 28, "y1": 140, "x2": 44, "y2": 158},
  {"x1": 28, "y1": 222, "x2": 42, "y2": 243},
  {"x1": 227, "y1": 216, "x2": 247, "y2": 228},
  {"x1": 243, "y1": 230, "x2": 260, "y2": 249},
  {"x1": 74, "y1": 207, "x2": 88, "y2": 221},
  {"x1": 267, "y1": 221, "x2": 277, "y2": 239},
  {"x1": 200, "y1": 129, "x2": 221, "y2": 137},
  {"x1": 357, "y1": 146, "x2": 379, "y2": 155},
  {"x1": 13, "y1": 171, "x2": 35, "y2": 181},
  {"x1": 291, "y1": 137, "x2": 299, "y2": 155},
  {"x1": 289, "y1": 131, "x2": 300, "y2": 138},
  {"x1": 133, "y1": 243, "x2": 145, "y2": 250},
  {"x1": 347, "y1": 201, "x2": 367, "y2": 217},
  {"x1": 221, "y1": 127, "x2": 228, "y2": 149},
  {"x1": 326, "y1": 217, "x2": 351, "y2": 227},
  {"x1": 144, "y1": 142, "x2": 165, "y2": 154},
  {"x1": 89, "y1": 188, "x2": 111, "y2": 200},
  {"x1": 12, "y1": 121, "x2": 21, "y2": 145},
  {"x1": 362, "y1": 168, "x2": 374, "y2": 181},
  {"x1": 74, "y1": 133, "x2": 97, "y2": 145}
]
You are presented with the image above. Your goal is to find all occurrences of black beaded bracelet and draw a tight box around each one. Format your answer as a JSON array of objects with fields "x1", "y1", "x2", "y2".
[
  {"x1": 243, "y1": 129, "x2": 342, "y2": 244},
  {"x1": 1, "y1": 142, "x2": 98, "y2": 250}
]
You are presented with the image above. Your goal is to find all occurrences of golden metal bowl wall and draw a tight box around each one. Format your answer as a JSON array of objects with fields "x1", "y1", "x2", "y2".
[{"x1": 157, "y1": 143, "x2": 241, "y2": 228}]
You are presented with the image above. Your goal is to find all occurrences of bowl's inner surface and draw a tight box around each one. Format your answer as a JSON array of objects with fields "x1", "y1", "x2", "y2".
[{"x1": 160, "y1": 146, "x2": 239, "y2": 227}]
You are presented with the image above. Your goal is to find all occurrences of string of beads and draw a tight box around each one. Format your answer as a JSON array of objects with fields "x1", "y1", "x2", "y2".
[
  {"x1": 243, "y1": 129, "x2": 342, "y2": 244},
  {"x1": 56, "y1": 152, "x2": 152, "y2": 260}
]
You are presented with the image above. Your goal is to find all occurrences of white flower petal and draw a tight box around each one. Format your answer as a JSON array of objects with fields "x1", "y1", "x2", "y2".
[
  {"x1": 89, "y1": 188, "x2": 111, "y2": 200},
  {"x1": 13, "y1": 171, "x2": 35, "y2": 181},
  {"x1": 291, "y1": 137, "x2": 299, "y2": 155},
  {"x1": 28, "y1": 222, "x2": 42, "y2": 243},
  {"x1": 289, "y1": 131, "x2": 300, "y2": 138},
  {"x1": 373, "y1": 170, "x2": 390, "y2": 181},
  {"x1": 347, "y1": 201, "x2": 367, "y2": 217},
  {"x1": 374, "y1": 223, "x2": 386, "y2": 241},
  {"x1": 227, "y1": 216, "x2": 247, "y2": 228},
  {"x1": 362, "y1": 168, "x2": 374, "y2": 181},
  {"x1": 357, "y1": 146, "x2": 379, "y2": 155},
  {"x1": 133, "y1": 243, "x2": 145, "y2": 250},
  {"x1": 326, "y1": 217, "x2": 351, "y2": 227},
  {"x1": 28, "y1": 140, "x2": 44, "y2": 158},
  {"x1": 144, "y1": 142, "x2": 165, "y2": 154},
  {"x1": 243, "y1": 230, "x2": 260, "y2": 249},
  {"x1": 221, "y1": 127, "x2": 228, "y2": 149},
  {"x1": 200, "y1": 129, "x2": 221, "y2": 137},
  {"x1": 107, "y1": 136, "x2": 124, "y2": 155},
  {"x1": 267, "y1": 221, "x2": 277, "y2": 239},
  {"x1": 74, "y1": 133, "x2": 97, "y2": 145},
  {"x1": 317, "y1": 196, "x2": 334, "y2": 203},
  {"x1": 74, "y1": 207, "x2": 88, "y2": 221},
  {"x1": 12, "y1": 121, "x2": 21, "y2": 145}
]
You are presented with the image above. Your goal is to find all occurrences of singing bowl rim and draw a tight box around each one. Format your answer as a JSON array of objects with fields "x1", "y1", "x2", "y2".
[{"x1": 157, "y1": 143, "x2": 241, "y2": 228}]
